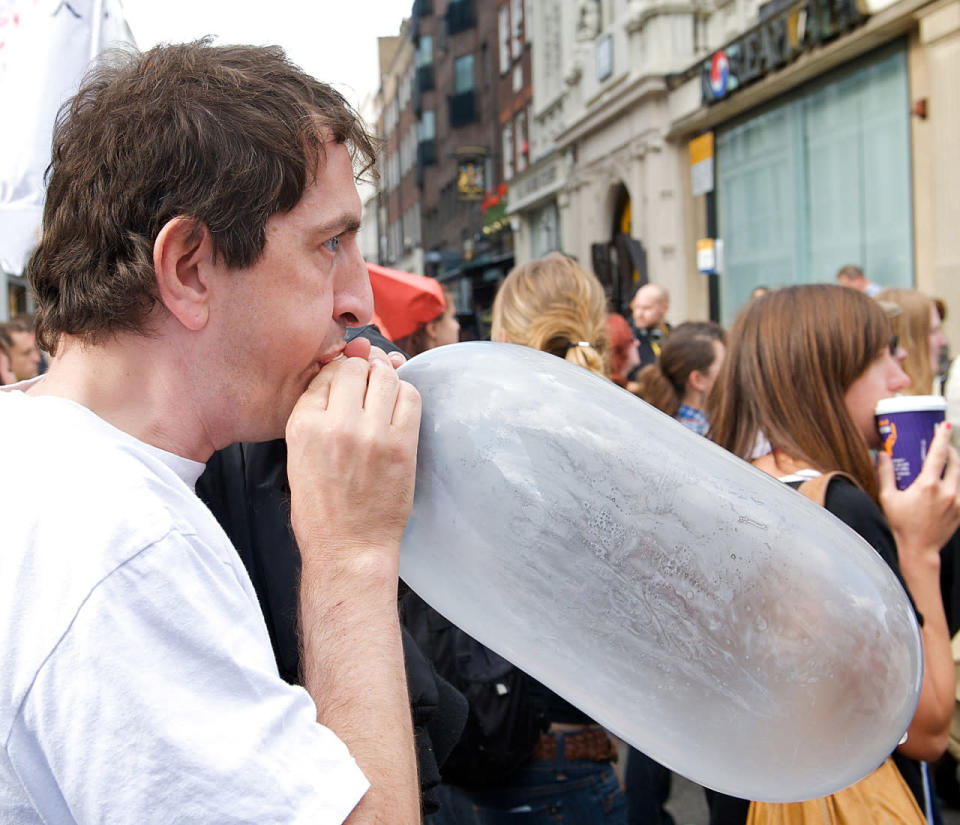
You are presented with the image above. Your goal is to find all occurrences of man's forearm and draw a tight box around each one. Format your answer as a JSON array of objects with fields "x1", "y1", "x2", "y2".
[
  {"x1": 299, "y1": 551, "x2": 420, "y2": 825},
  {"x1": 286, "y1": 352, "x2": 422, "y2": 823}
]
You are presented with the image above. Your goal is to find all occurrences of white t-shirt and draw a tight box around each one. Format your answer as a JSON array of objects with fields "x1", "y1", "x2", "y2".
[{"x1": 0, "y1": 387, "x2": 369, "y2": 824}]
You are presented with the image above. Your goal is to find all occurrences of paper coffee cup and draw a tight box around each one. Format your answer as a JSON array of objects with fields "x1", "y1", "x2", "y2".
[{"x1": 875, "y1": 395, "x2": 946, "y2": 490}]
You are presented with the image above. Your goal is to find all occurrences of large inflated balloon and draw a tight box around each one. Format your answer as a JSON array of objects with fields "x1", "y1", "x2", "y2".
[{"x1": 398, "y1": 342, "x2": 922, "y2": 802}]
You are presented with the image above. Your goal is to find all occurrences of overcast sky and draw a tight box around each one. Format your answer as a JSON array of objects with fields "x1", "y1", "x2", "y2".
[{"x1": 120, "y1": 0, "x2": 413, "y2": 110}]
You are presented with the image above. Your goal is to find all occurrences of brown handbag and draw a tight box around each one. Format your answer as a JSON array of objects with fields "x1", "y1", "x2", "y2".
[{"x1": 745, "y1": 472, "x2": 926, "y2": 825}]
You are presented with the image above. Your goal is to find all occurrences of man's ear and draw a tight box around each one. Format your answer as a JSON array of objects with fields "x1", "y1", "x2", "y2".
[{"x1": 153, "y1": 217, "x2": 215, "y2": 331}]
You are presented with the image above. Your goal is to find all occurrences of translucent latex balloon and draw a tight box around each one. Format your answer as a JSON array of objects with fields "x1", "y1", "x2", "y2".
[{"x1": 398, "y1": 342, "x2": 922, "y2": 802}]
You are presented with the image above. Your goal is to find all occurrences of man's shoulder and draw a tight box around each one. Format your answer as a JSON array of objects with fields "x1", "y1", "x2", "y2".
[
  {"x1": 1, "y1": 392, "x2": 247, "y2": 748},
  {"x1": 1, "y1": 390, "x2": 238, "y2": 699},
  {"x1": 2, "y1": 391, "x2": 204, "y2": 538}
]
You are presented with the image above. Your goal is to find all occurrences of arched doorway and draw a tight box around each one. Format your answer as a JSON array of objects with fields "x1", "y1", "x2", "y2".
[{"x1": 591, "y1": 182, "x2": 647, "y2": 314}]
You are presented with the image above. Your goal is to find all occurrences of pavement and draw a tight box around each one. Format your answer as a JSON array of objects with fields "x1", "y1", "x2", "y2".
[{"x1": 665, "y1": 772, "x2": 709, "y2": 824}]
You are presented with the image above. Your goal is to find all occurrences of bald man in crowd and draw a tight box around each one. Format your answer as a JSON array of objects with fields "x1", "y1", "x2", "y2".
[{"x1": 628, "y1": 283, "x2": 671, "y2": 377}]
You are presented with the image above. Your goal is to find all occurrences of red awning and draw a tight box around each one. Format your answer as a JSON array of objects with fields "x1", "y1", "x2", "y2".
[{"x1": 367, "y1": 263, "x2": 445, "y2": 341}]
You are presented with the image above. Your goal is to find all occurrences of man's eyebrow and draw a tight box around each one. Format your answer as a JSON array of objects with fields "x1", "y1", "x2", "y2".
[{"x1": 310, "y1": 214, "x2": 362, "y2": 239}]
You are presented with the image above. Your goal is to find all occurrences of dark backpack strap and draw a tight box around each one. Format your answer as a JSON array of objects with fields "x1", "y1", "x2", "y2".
[{"x1": 797, "y1": 471, "x2": 857, "y2": 507}]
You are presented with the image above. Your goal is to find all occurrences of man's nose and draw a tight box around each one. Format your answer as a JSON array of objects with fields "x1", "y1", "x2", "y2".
[{"x1": 334, "y1": 247, "x2": 374, "y2": 327}]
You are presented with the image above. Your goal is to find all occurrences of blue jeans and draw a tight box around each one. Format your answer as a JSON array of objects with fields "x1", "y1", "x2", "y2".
[{"x1": 428, "y1": 758, "x2": 627, "y2": 824}]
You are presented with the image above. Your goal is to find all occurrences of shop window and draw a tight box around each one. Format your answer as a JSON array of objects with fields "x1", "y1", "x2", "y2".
[{"x1": 716, "y1": 45, "x2": 912, "y2": 320}]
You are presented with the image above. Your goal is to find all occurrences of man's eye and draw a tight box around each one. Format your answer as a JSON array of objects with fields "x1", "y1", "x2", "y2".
[{"x1": 322, "y1": 235, "x2": 341, "y2": 253}]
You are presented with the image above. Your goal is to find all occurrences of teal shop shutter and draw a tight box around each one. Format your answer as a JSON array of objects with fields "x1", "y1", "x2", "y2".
[{"x1": 717, "y1": 44, "x2": 912, "y2": 323}]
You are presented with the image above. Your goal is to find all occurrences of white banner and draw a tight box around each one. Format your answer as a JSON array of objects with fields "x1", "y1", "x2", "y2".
[{"x1": 0, "y1": 0, "x2": 134, "y2": 276}]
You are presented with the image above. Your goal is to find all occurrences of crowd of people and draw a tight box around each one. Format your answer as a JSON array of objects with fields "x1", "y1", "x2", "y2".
[{"x1": 3, "y1": 38, "x2": 960, "y2": 825}]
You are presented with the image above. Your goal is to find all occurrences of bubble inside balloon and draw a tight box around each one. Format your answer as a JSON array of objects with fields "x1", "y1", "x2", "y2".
[{"x1": 397, "y1": 342, "x2": 921, "y2": 802}]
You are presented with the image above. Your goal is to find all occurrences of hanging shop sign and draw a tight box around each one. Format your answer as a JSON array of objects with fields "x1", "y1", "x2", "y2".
[
  {"x1": 457, "y1": 159, "x2": 486, "y2": 200},
  {"x1": 700, "y1": 0, "x2": 866, "y2": 105}
]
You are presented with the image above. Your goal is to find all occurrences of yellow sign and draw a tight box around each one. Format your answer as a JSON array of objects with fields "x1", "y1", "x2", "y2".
[
  {"x1": 690, "y1": 132, "x2": 715, "y2": 197},
  {"x1": 689, "y1": 132, "x2": 714, "y2": 166}
]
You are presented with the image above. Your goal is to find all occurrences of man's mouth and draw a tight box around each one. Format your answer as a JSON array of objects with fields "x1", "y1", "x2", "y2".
[{"x1": 317, "y1": 344, "x2": 346, "y2": 368}]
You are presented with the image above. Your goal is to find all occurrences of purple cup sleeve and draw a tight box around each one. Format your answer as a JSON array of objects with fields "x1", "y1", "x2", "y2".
[{"x1": 876, "y1": 409, "x2": 944, "y2": 490}]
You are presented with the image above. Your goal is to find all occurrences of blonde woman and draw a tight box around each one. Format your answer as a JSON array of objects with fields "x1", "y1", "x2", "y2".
[
  {"x1": 877, "y1": 288, "x2": 948, "y2": 395},
  {"x1": 491, "y1": 252, "x2": 609, "y2": 378}
]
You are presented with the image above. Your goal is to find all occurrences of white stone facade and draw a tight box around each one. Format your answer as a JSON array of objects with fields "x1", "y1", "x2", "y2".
[
  {"x1": 512, "y1": 0, "x2": 707, "y2": 320},
  {"x1": 512, "y1": 0, "x2": 960, "y2": 327}
]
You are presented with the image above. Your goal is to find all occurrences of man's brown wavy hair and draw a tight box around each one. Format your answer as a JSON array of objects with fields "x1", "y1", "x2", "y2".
[
  {"x1": 28, "y1": 40, "x2": 376, "y2": 353},
  {"x1": 708, "y1": 284, "x2": 892, "y2": 501}
]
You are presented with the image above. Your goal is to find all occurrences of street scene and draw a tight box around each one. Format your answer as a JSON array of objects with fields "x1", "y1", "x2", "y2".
[{"x1": 2, "y1": 0, "x2": 960, "y2": 823}]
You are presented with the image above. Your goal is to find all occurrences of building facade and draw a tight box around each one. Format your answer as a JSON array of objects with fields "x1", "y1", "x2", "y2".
[
  {"x1": 507, "y1": 0, "x2": 960, "y2": 334},
  {"x1": 376, "y1": 26, "x2": 424, "y2": 276},
  {"x1": 509, "y1": 0, "x2": 699, "y2": 318},
  {"x1": 670, "y1": 0, "x2": 960, "y2": 327},
  {"x1": 407, "y1": 0, "x2": 521, "y2": 336}
]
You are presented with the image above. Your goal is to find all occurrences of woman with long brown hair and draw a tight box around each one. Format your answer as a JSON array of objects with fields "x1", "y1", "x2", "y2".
[
  {"x1": 633, "y1": 321, "x2": 726, "y2": 435},
  {"x1": 708, "y1": 284, "x2": 960, "y2": 824}
]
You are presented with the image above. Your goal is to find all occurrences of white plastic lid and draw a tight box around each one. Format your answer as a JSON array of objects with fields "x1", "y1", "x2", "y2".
[{"x1": 875, "y1": 394, "x2": 947, "y2": 415}]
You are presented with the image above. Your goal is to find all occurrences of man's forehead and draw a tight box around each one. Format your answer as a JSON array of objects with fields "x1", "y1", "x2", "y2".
[
  {"x1": 634, "y1": 291, "x2": 662, "y2": 307},
  {"x1": 284, "y1": 144, "x2": 362, "y2": 227}
]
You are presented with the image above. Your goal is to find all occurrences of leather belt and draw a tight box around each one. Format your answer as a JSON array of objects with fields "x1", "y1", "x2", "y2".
[{"x1": 532, "y1": 725, "x2": 618, "y2": 763}]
